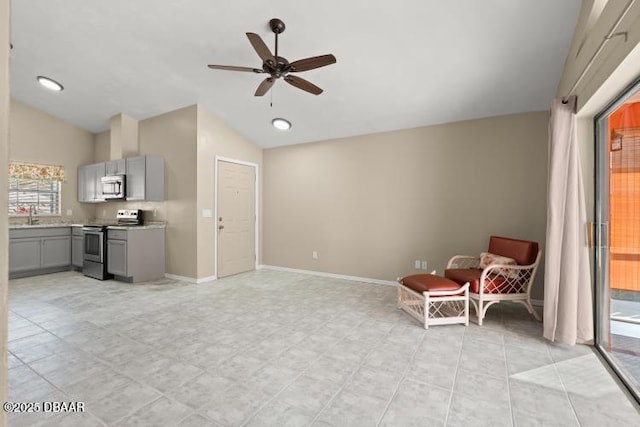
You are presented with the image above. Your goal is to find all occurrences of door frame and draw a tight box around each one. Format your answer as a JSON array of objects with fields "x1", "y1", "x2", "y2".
[
  {"x1": 214, "y1": 156, "x2": 259, "y2": 280},
  {"x1": 594, "y1": 75, "x2": 640, "y2": 403}
]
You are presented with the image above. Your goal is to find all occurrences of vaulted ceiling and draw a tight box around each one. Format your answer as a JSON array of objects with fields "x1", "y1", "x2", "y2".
[{"x1": 10, "y1": 0, "x2": 582, "y2": 148}]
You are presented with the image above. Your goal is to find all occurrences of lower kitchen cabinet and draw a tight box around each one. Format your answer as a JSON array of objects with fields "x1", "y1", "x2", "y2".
[
  {"x1": 41, "y1": 236, "x2": 71, "y2": 268},
  {"x1": 107, "y1": 227, "x2": 165, "y2": 282},
  {"x1": 107, "y1": 239, "x2": 127, "y2": 277},
  {"x1": 71, "y1": 227, "x2": 84, "y2": 268},
  {"x1": 9, "y1": 227, "x2": 72, "y2": 278},
  {"x1": 9, "y1": 238, "x2": 42, "y2": 273}
]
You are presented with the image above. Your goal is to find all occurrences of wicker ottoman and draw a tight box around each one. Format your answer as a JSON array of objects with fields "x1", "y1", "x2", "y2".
[{"x1": 397, "y1": 274, "x2": 469, "y2": 329}]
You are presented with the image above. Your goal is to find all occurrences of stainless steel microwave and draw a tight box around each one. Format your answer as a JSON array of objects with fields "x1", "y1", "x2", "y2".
[{"x1": 101, "y1": 175, "x2": 126, "y2": 199}]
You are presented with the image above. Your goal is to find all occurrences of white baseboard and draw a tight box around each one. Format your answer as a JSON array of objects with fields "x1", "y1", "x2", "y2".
[
  {"x1": 164, "y1": 273, "x2": 217, "y2": 284},
  {"x1": 168, "y1": 268, "x2": 546, "y2": 308},
  {"x1": 259, "y1": 264, "x2": 397, "y2": 286}
]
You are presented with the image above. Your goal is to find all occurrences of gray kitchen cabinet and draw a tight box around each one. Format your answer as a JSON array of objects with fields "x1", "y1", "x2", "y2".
[
  {"x1": 107, "y1": 239, "x2": 127, "y2": 277},
  {"x1": 9, "y1": 227, "x2": 72, "y2": 278},
  {"x1": 126, "y1": 155, "x2": 164, "y2": 201},
  {"x1": 78, "y1": 162, "x2": 106, "y2": 202},
  {"x1": 106, "y1": 227, "x2": 165, "y2": 282},
  {"x1": 71, "y1": 227, "x2": 84, "y2": 268},
  {"x1": 105, "y1": 159, "x2": 126, "y2": 176},
  {"x1": 41, "y1": 236, "x2": 71, "y2": 268},
  {"x1": 9, "y1": 237, "x2": 42, "y2": 273},
  {"x1": 77, "y1": 165, "x2": 86, "y2": 202}
]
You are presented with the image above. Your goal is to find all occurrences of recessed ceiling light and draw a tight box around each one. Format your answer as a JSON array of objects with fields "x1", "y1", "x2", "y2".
[
  {"x1": 37, "y1": 76, "x2": 64, "y2": 92},
  {"x1": 272, "y1": 118, "x2": 291, "y2": 131}
]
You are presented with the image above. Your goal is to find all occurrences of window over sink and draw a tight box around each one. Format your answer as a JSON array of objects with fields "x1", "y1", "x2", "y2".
[{"x1": 8, "y1": 162, "x2": 64, "y2": 216}]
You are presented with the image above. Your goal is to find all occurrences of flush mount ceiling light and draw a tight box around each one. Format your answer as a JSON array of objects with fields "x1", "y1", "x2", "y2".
[
  {"x1": 36, "y1": 76, "x2": 64, "y2": 92},
  {"x1": 272, "y1": 118, "x2": 291, "y2": 131}
]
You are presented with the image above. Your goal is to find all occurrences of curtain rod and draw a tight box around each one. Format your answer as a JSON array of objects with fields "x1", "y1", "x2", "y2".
[{"x1": 562, "y1": 0, "x2": 635, "y2": 104}]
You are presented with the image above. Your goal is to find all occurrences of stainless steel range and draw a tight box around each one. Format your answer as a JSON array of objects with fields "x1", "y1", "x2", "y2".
[{"x1": 82, "y1": 209, "x2": 142, "y2": 280}]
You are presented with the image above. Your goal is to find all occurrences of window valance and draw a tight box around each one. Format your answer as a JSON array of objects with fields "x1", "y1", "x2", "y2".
[{"x1": 9, "y1": 162, "x2": 65, "y2": 182}]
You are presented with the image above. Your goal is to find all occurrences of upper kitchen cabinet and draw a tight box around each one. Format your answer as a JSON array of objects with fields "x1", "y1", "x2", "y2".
[
  {"x1": 126, "y1": 155, "x2": 164, "y2": 201},
  {"x1": 78, "y1": 162, "x2": 106, "y2": 203},
  {"x1": 105, "y1": 159, "x2": 126, "y2": 176}
]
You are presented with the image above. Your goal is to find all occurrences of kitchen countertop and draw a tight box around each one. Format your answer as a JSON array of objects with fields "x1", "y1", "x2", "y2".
[
  {"x1": 9, "y1": 223, "x2": 82, "y2": 229},
  {"x1": 9, "y1": 222, "x2": 166, "y2": 230},
  {"x1": 107, "y1": 223, "x2": 166, "y2": 230}
]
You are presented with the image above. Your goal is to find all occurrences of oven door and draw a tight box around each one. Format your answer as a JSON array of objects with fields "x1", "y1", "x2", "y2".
[{"x1": 83, "y1": 228, "x2": 104, "y2": 263}]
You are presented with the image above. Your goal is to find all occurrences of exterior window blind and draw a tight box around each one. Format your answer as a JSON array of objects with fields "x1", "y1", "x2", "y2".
[
  {"x1": 609, "y1": 125, "x2": 640, "y2": 293},
  {"x1": 8, "y1": 162, "x2": 64, "y2": 216}
]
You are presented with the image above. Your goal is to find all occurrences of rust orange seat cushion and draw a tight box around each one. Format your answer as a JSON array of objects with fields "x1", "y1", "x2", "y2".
[
  {"x1": 401, "y1": 274, "x2": 462, "y2": 293},
  {"x1": 444, "y1": 268, "x2": 511, "y2": 294}
]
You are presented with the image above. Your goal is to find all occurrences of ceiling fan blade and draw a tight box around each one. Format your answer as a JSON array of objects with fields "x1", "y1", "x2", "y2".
[
  {"x1": 208, "y1": 64, "x2": 263, "y2": 73},
  {"x1": 254, "y1": 77, "x2": 275, "y2": 96},
  {"x1": 289, "y1": 54, "x2": 336, "y2": 72},
  {"x1": 284, "y1": 75, "x2": 323, "y2": 95},
  {"x1": 246, "y1": 32, "x2": 276, "y2": 65}
]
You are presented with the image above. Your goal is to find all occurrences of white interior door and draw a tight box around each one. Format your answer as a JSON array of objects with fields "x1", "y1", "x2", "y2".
[{"x1": 217, "y1": 160, "x2": 256, "y2": 278}]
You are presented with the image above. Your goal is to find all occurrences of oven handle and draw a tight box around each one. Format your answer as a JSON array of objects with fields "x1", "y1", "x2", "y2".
[{"x1": 83, "y1": 228, "x2": 104, "y2": 233}]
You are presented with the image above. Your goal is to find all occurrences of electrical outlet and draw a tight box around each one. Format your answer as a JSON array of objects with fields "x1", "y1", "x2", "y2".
[
  {"x1": 312, "y1": 251, "x2": 318, "y2": 260},
  {"x1": 421, "y1": 261, "x2": 428, "y2": 270},
  {"x1": 414, "y1": 260, "x2": 421, "y2": 269}
]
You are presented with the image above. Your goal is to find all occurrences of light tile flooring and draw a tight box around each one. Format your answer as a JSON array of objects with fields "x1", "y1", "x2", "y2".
[{"x1": 7, "y1": 269, "x2": 640, "y2": 426}]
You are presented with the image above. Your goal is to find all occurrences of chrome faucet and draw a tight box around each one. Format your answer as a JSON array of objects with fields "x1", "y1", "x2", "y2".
[{"x1": 28, "y1": 204, "x2": 38, "y2": 225}]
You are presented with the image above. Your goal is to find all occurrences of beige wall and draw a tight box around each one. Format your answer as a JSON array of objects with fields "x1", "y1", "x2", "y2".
[
  {"x1": 93, "y1": 105, "x2": 262, "y2": 279},
  {"x1": 1, "y1": 0, "x2": 9, "y2": 419},
  {"x1": 196, "y1": 106, "x2": 263, "y2": 279},
  {"x1": 9, "y1": 100, "x2": 95, "y2": 223},
  {"x1": 96, "y1": 106, "x2": 198, "y2": 279},
  {"x1": 264, "y1": 111, "x2": 548, "y2": 297},
  {"x1": 95, "y1": 105, "x2": 262, "y2": 281},
  {"x1": 94, "y1": 130, "x2": 110, "y2": 163},
  {"x1": 139, "y1": 106, "x2": 197, "y2": 278}
]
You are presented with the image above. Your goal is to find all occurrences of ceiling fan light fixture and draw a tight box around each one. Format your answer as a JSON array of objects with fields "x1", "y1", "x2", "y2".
[
  {"x1": 37, "y1": 76, "x2": 64, "y2": 92},
  {"x1": 272, "y1": 118, "x2": 291, "y2": 131}
]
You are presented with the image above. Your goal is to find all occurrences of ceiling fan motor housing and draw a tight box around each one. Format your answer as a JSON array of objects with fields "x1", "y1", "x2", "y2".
[{"x1": 264, "y1": 56, "x2": 291, "y2": 78}]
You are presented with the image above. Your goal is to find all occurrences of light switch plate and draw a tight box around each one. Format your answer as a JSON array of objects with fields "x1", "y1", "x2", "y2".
[
  {"x1": 66, "y1": 209, "x2": 72, "y2": 216},
  {"x1": 202, "y1": 209, "x2": 213, "y2": 218}
]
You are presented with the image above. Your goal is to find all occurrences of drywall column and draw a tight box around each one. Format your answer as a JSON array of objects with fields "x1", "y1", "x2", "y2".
[
  {"x1": 0, "y1": 0, "x2": 10, "y2": 423},
  {"x1": 110, "y1": 113, "x2": 139, "y2": 160}
]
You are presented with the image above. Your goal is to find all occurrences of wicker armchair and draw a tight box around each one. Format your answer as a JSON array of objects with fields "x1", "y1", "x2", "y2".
[{"x1": 444, "y1": 236, "x2": 541, "y2": 325}]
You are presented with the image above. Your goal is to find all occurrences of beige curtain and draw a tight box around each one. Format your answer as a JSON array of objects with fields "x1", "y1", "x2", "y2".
[{"x1": 543, "y1": 96, "x2": 593, "y2": 345}]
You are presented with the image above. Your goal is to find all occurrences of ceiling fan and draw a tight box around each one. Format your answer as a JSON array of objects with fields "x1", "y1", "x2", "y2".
[{"x1": 207, "y1": 18, "x2": 336, "y2": 97}]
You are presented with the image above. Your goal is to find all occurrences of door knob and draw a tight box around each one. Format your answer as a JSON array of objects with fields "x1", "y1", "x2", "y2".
[{"x1": 218, "y1": 225, "x2": 224, "y2": 230}]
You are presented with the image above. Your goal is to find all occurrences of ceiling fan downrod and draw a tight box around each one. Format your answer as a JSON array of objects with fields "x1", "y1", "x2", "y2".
[{"x1": 269, "y1": 18, "x2": 285, "y2": 59}]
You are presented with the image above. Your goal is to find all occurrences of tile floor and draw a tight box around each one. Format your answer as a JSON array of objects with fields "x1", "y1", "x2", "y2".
[{"x1": 7, "y1": 269, "x2": 640, "y2": 426}]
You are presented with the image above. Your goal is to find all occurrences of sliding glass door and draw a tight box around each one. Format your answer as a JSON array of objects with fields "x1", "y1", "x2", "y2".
[{"x1": 595, "y1": 77, "x2": 640, "y2": 401}]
